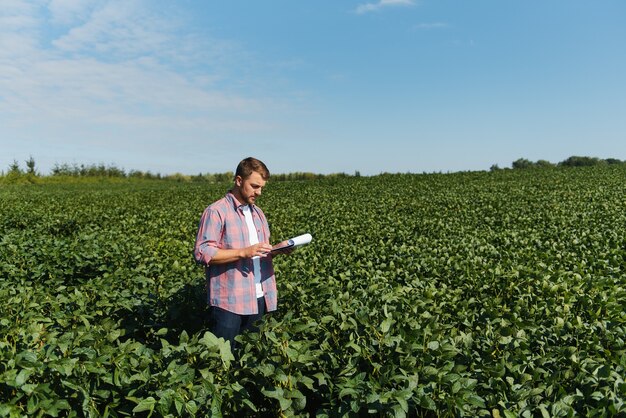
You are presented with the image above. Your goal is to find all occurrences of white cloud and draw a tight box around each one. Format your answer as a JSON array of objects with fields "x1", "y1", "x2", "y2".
[
  {"x1": 48, "y1": 0, "x2": 98, "y2": 25},
  {"x1": 0, "y1": 1, "x2": 294, "y2": 174},
  {"x1": 51, "y1": 1, "x2": 174, "y2": 58},
  {"x1": 355, "y1": 0, "x2": 415, "y2": 14},
  {"x1": 0, "y1": 2, "x2": 266, "y2": 116},
  {"x1": 0, "y1": 1, "x2": 39, "y2": 45}
]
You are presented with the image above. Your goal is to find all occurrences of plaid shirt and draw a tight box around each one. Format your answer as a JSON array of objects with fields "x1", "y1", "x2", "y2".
[{"x1": 194, "y1": 191, "x2": 277, "y2": 315}]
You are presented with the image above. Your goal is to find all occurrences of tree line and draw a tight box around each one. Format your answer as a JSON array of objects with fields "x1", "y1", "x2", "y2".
[
  {"x1": 491, "y1": 155, "x2": 625, "y2": 171},
  {"x1": 0, "y1": 158, "x2": 360, "y2": 184},
  {"x1": 2, "y1": 155, "x2": 624, "y2": 184}
]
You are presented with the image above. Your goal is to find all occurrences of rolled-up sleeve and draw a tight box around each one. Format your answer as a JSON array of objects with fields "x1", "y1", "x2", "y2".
[{"x1": 194, "y1": 207, "x2": 221, "y2": 265}]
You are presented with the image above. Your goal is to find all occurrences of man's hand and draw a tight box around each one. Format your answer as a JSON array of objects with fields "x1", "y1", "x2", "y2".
[
  {"x1": 209, "y1": 243, "x2": 272, "y2": 265},
  {"x1": 242, "y1": 243, "x2": 273, "y2": 258}
]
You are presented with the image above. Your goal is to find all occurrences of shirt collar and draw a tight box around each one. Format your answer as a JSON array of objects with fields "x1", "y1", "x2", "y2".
[{"x1": 227, "y1": 190, "x2": 253, "y2": 211}]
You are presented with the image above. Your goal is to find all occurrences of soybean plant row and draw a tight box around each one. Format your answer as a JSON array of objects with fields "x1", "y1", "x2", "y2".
[{"x1": 1, "y1": 166, "x2": 625, "y2": 417}]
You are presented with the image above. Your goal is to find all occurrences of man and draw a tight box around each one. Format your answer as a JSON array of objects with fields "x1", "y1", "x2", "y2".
[{"x1": 193, "y1": 157, "x2": 289, "y2": 347}]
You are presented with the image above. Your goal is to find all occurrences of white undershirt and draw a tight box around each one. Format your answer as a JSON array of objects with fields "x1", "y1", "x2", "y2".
[{"x1": 242, "y1": 205, "x2": 264, "y2": 298}]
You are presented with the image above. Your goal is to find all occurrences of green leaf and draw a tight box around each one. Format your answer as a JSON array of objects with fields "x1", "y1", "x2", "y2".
[
  {"x1": 466, "y1": 394, "x2": 486, "y2": 408},
  {"x1": 339, "y1": 387, "x2": 359, "y2": 398},
  {"x1": 210, "y1": 395, "x2": 223, "y2": 417},
  {"x1": 396, "y1": 396, "x2": 409, "y2": 413},
  {"x1": 503, "y1": 410, "x2": 518, "y2": 418},
  {"x1": 132, "y1": 397, "x2": 156, "y2": 414},
  {"x1": 15, "y1": 369, "x2": 33, "y2": 387},
  {"x1": 185, "y1": 400, "x2": 198, "y2": 415},
  {"x1": 427, "y1": 341, "x2": 440, "y2": 350},
  {"x1": 381, "y1": 318, "x2": 394, "y2": 333},
  {"x1": 279, "y1": 398, "x2": 292, "y2": 411},
  {"x1": 419, "y1": 394, "x2": 436, "y2": 410}
]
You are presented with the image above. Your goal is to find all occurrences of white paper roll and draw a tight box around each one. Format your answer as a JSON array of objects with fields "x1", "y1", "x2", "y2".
[{"x1": 289, "y1": 233, "x2": 312, "y2": 247}]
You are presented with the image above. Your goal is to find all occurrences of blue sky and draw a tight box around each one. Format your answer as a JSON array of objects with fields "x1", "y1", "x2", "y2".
[{"x1": 1, "y1": 0, "x2": 625, "y2": 176}]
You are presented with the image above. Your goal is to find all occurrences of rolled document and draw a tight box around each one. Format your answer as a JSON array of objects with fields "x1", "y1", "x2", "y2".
[
  {"x1": 289, "y1": 233, "x2": 312, "y2": 247},
  {"x1": 271, "y1": 233, "x2": 312, "y2": 253}
]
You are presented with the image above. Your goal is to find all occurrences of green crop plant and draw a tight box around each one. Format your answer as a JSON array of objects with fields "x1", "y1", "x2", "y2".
[{"x1": 1, "y1": 165, "x2": 625, "y2": 416}]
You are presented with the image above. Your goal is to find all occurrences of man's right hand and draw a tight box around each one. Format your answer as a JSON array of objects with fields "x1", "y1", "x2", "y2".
[
  {"x1": 241, "y1": 242, "x2": 273, "y2": 258},
  {"x1": 209, "y1": 243, "x2": 273, "y2": 265}
]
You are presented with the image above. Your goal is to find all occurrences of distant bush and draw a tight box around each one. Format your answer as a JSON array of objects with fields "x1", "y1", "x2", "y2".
[
  {"x1": 0, "y1": 158, "x2": 39, "y2": 184},
  {"x1": 508, "y1": 156, "x2": 623, "y2": 170},
  {"x1": 535, "y1": 159, "x2": 554, "y2": 168},
  {"x1": 511, "y1": 158, "x2": 535, "y2": 169},
  {"x1": 559, "y1": 156, "x2": 605, "y2": 167},
  {"x1": 51, "y1": 162, "x2": 126, "y2": 177}
]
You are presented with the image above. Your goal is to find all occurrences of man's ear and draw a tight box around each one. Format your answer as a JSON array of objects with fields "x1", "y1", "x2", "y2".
[{"x1": 235, "y1": 175, "x2": 243, "y2": 187}]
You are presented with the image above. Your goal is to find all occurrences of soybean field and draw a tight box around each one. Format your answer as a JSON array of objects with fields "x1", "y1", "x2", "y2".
[{"x1": 1, "y1": 166, "x2": 625, "y2": 417}]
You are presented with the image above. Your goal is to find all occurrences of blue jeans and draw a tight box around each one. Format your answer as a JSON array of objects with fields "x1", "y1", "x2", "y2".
[{"x1": 210, "y1": 298, "x2": 266, "y2": 348}]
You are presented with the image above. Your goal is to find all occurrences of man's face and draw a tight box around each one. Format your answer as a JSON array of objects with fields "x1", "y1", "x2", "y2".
[{"x1": 234, "y1": 171, "x2": 267, "y2": 205}]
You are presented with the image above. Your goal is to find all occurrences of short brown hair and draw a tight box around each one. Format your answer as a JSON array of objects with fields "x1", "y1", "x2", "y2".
[{"x1": 235, "y1": 157, "x2": 270, "y2": 180}]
